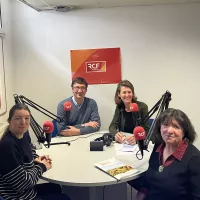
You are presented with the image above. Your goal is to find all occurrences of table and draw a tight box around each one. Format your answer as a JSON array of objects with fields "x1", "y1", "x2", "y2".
[{"x1": 36, "y1": 131, "x2": 153, "y2": 200}]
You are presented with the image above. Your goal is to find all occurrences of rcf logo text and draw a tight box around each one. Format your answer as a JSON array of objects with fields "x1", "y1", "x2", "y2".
[
  {"x1": 85, "y1": 61, "x2": 106, "y2": 73},
  {"x1": 43, "y1": 127, "x2": 50, "y2": 131},
  {"x1": 65, "y1": 105, "x2": 72, "y2": 109},
  {"x1": 138, "y1": 132, "x2": 145, "y2": 137}
]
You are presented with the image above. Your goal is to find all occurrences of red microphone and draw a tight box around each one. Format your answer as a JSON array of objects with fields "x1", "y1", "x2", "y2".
[
  {"x1": 130, "y1": 103, "x2": 139, "y2": 112},
  {"x1": 43, "y1": 121, "x2": 54, "y2": 148},
  {"x1": 64, "y1": 102, "x2": 72, "y2": 111},
  {"x1": 130, "y1": 103, "x2": 141, "y2": 126},
  {"x1": 63, "y1": 102, "x2": 72, "y2": 124},
  {"x1": 133, "y1": 126, "x2": 146, "y2": 157}
]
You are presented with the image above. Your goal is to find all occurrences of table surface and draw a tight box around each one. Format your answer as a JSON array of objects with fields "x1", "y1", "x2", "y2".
[{"x1": 36, "y1": 131, "x2": 153, "y2": 187}]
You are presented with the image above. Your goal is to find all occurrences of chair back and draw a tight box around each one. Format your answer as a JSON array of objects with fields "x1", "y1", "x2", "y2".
[
  {"x1": 149, "y1": 118, "x2": 154, "y2": 127},
  {"x1": 52, "y1": 120, "x2": 58, "y2": 137}
]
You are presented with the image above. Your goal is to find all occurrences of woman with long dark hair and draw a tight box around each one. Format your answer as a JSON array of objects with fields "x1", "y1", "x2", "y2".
[
  {"x1": 135, "y1": 108, "x2": 200, "y2": 200},
  {"x1": 109, "y1": 80, "x2": 149, "y2": 145}
]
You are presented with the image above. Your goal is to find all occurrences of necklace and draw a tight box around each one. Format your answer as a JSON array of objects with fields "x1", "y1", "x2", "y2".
[{"x1": 159, "y1": 165, "x2": 164, "y2": 172}]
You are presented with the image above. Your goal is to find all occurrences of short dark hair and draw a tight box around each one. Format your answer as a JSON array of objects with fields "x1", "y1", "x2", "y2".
[
  {"x1": 114, "y1": 80, "x2": 137, "y2": 105},
  {"x1": 71, "y1": 77, "x2": 88, "y2": 89},
  {"x1": 153, "y1": 108, "x2": 196, "y2": 144}
]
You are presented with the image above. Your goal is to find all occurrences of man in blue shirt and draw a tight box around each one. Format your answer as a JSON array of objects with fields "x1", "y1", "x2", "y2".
[{"x1": 57, "y1": 77, "x2": 101, "y2": 136}]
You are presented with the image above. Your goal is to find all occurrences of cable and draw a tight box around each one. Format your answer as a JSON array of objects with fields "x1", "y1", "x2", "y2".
[
  {"x1": 42, "y1": 133, "x2": 100, "y2": 148},
  {"x1": 136, "y1": 149, "x2": 149, "y2": 160},
  {"x1": 63, "y1": 132, "x2": 101, "y2": 143},
  {"x1": 136, "y1": 150, "x2": 143, "y2": 160},
  {"x1": 42, "y1": 132, "x2": 102, "y2": 148}
]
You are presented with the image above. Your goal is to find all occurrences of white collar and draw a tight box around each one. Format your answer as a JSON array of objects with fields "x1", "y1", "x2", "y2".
[{"x1": 72, "y1": 96, "x2": 84, "y2": 109}]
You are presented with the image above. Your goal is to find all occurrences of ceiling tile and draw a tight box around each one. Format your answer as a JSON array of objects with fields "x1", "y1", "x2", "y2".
[{"x1": 98, "y1": 0, "x2": 200, "y2": 7}]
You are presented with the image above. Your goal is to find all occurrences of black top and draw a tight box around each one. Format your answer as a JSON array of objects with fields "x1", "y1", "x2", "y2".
[
  {"x1": 143, "y1": 143, "x2": 200, "y2": 200},
  {"x1": 0, "y1": 131, "x2": 46, "y2": 200},
  {"x1": 124, "y1": 111, "x2": 135, "y2": 133}
]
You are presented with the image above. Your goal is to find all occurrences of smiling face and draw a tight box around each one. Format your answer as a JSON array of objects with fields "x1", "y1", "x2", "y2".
[
  {"x1": 72, "y1": 83, "x2": 87, "y2": 101},
  {"x1": 8, "y1": 109, "x2": 30, "y2": 136},
  {"x1": 160, "y1": 119, "x2": 184, "y2": 146},
  {"x1": 118, "y1": 86, "x2": 134, "y2": 105}
]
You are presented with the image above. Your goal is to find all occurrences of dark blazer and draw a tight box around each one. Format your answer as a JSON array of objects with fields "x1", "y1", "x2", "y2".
[{"x1": 109, "y1": 100, "x2": 150, "y2": 136}]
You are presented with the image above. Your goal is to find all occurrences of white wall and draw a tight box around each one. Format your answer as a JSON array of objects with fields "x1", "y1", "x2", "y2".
[
  {"x1": 0, "y1": 0, "x2": 14, "y2": 122},
  {"x1": 11, "y1": 2, "x2": 200, "y2": 145}
]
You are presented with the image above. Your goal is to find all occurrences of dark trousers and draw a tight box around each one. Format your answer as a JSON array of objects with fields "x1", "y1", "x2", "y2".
[{"x1": 35, "y1": 183, "x2": 70, "y2": 200}]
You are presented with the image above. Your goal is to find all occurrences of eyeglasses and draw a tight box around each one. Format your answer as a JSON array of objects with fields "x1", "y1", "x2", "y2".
[{"x1": 73, "y1": 86, "x2": 86, "y2": 91}]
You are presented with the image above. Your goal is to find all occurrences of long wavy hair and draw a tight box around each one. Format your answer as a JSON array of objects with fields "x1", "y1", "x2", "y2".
[{"x1": 114, "y1": 80, "x2": 137, "y2": 106}]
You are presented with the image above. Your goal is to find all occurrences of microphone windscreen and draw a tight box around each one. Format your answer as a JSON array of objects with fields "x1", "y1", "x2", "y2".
[
  {"x1": 43, "y1": 121, "x2": 54, "y2": 133},
  {"x1": 64, "y1": 101, "x2": 72, "y2": 111},
  {"x1": 133, "y1": 126, "x2": 146, "y2": 140},
  {"x1": 130, "y1": 103, "x2": 139, "y2": 112}
]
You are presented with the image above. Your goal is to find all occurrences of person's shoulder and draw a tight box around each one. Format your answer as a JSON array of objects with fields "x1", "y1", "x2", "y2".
[
  {"x1": 136, "y1": 100, "x2": 148, "y2": 108},
  {"x1": 0, "y1": 133, "x2": 16, "y2": 152},
  {"x1": 183, "y1": 143, "x2": 200, "y2": 164},
  {"x1": 85, "y1": 97, "x2": 97, "y2": 104},
  {"x1": 185, "y1": 143, "x2": 200, "y2": 169},
  {"x1": 187, "y1": 143, "x2": 200, "y2": 156},
  {"x1": 58, "y1": 96, "x2": 73, "y2": 106}
]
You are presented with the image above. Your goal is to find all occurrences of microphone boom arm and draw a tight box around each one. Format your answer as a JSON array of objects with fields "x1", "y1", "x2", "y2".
[
  {"x1": 13, "y1": 94, "x2": 61, "y2": 144},
  {"x1": 141, "y1": 91, "x2": 172, "y2": 150}
]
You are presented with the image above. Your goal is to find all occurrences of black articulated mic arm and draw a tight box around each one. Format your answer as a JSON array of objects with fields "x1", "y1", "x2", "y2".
[
  {"x1": 13, "y1": 94, "x2": 69, "y2": 147},
  {"x1": 141, "y1": 91, "x2": 172, "y2": 151}
]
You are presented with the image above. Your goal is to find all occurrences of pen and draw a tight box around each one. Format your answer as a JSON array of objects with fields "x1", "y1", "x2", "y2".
[{"x1": 122, "y1": 135, "x2": 129, "y2": 144}]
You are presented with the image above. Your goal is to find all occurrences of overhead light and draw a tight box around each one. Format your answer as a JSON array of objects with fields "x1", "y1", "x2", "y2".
[
  {"x1": 54, "y1": 5, "x2": 74, "y2": 12},
  {"x1": 39, "y1": 5, "x2": 74, "y2": 12},
  {"x1": 18, "y1": 0, "x2": 74, "y2": 12},
  {"x1": 39, "y1": 0, "x2": 74, "y2": 12}
]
